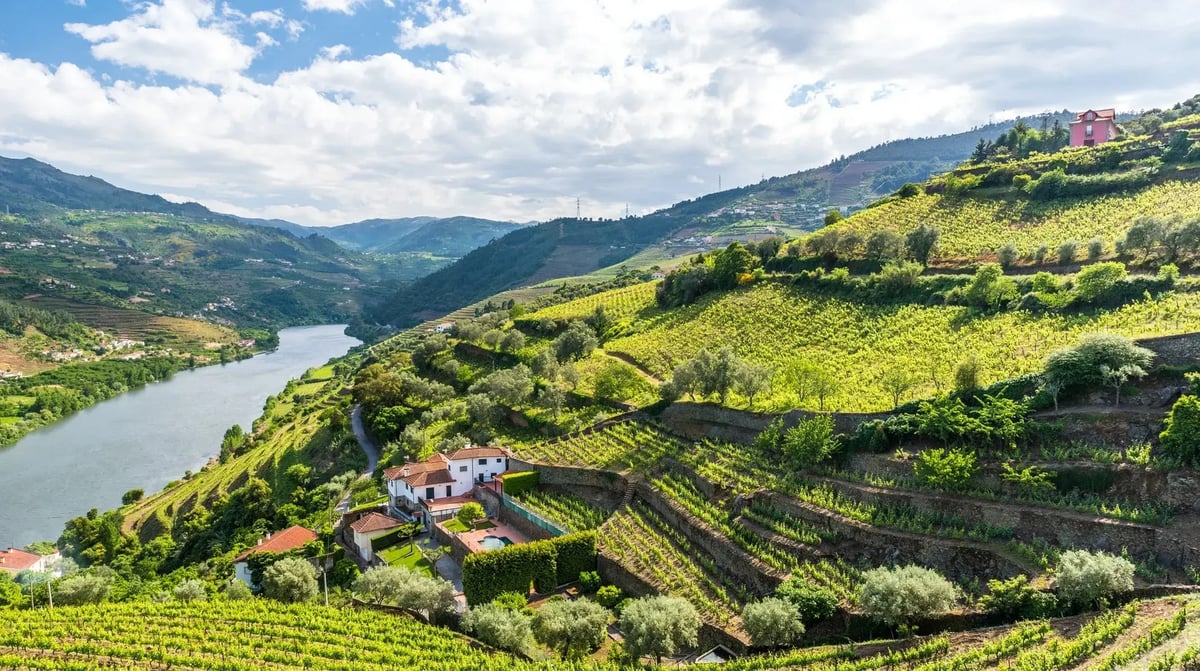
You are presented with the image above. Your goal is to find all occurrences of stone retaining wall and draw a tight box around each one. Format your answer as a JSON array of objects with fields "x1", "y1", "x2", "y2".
[
  {"x1": 660, "y1": 402, "x2": 888, "y2": 445},
  {"x1": 1139, "y1": 332, "x2": 1200, "y2": 368},
  {"x1": 507, "y1": 459, "x2": 629, "y2": 494}
]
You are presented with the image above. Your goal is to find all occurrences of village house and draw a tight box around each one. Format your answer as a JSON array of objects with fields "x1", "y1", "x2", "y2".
[
  {"x1": 0, "y1": 547, "x2": 56, "y2": 576},
  {"x1": 1070, "y1": 108, "x2": 1118, "y2": 147},
  {"x1": 348, "y1": 512, "x2": 406, "y2": 563},
  {"x1": 232, "y1": 525, "x2": 318, "y2": 587},
  {"x1": 385, "y1": 446, "x2": 511, "y2": 526}
]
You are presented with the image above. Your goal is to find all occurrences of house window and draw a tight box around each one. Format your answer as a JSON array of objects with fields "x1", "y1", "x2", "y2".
[
  {"x1": 478, "y1": 458, "x2": 487, "y2": 465},
  {"x1": 425, "y1": 487, "x2": 435, "y2": 500},
  {"x1": 495, "y1": 458, "x2": 502, "y2": 463},
  {"x1": 459, "y1": 465, "x2": 468, "y2": 473},
  {"x1": 445, "y1": 485, "x2": 452, "y2": 497},
  {"x1": 1086, "y1": 112, "x2": 1095, "y2": 121},
  {"x1": 1085, "y1": 124, "x2": 1093, "y2": 136}
]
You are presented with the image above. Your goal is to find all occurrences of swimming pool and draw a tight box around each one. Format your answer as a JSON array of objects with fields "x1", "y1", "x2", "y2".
[{"x1": 478, "y1": 535, "x2": 514, "y2": 551}]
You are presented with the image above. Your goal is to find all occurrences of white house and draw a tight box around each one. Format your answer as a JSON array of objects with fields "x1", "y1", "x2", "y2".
[
  {"x1": 385, "y1": 446, "x2": 511, "y2": 523},
  {"x1": 349, "y1": 512, "x2": 406, "y2": 562},
  {"x1": 232, "y1": 525, "x2": 318, "y2": 588},
  {"x1": 0, "y1": 547, "x2": 56, "y2": 576}
]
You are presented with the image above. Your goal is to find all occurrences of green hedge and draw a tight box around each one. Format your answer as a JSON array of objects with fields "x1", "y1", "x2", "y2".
[
  {"x1": 461, "y1": 531, "x2": 597, "y2": 605},
  {"x1": 463, "y1": 542, "x2": 557, "y2": 605},
  {"x1": 501, "y1": 471, "x2": 539, "y2": 497},
  {"x1": 370, "y1": 527, "x2": 407, "y2": 552}
]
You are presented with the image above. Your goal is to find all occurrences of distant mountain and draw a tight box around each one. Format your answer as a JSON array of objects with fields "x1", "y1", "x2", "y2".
[{"x1": 313, "y1": 216, "x2": 527, "y2": 256}]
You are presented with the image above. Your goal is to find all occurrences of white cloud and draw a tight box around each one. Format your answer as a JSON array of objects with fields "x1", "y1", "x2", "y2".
[
  {"x1": 301, "y1": 0, "x2": 370, "y2": 14},
  {"x1": 64, "y1": 0, "x2": 259, "y2": 85},
  {"x1": 66, "y1": 0, "x2": 86, "y2": 6},
  {"x1": 4, "y1": 0, "x2": 1199, "y2": 226}
]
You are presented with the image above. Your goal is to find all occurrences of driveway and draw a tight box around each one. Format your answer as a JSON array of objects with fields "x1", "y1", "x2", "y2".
[{"x1": 350, "y1": 404, "x2": 380, "y2": 474}]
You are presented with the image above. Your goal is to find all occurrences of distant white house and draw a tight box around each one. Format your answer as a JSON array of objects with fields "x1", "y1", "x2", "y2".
[
  {"x1": 232, "y1": 526, "x2": 318, "y2": 587},
  {"x1": 385, "y1": 446, "x2": 511, "y2": 525},
  {"x1": 0, "y1": 547, "x2": 57, "y2": 576},
  {"x1": 349, "y1": 512, "x2": 406, "y2": 562},
  {"x1": 433, "y1": 322, "x2": 455, "y2": 334}
]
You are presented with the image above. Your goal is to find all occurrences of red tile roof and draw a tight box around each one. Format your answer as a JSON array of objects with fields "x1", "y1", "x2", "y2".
[
  {"x1": 405, "y1": 469, "x2": 456, "y2": 487},
  {"x1": 350, "y1": 512, "x2": 405, "y2": 534},
  {"x1": 384, "y1": 460, "x2": 444, "y2": 481},
  {"x1": 1073, "y1": 108, "x2": 1116, "y2": 122},
  {"x1": 0, "y1": 548, "x2": 42, "y2": 573},
  {"x1": 448, "y1": 446, "x2": 509, "y2": 460},
  {"x1": 233, "y1": 526, "x2": 318, "y2": 562}
]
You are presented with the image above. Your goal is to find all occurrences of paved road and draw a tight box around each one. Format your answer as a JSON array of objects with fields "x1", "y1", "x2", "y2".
[{"x1": 350, "y1": 404, "x2": 380, "y2": 474}]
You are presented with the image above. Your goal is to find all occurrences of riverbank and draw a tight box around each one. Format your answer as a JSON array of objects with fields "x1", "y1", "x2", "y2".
[{"x1": 0, "y1": 325, "x2": 360, "y2": 548}]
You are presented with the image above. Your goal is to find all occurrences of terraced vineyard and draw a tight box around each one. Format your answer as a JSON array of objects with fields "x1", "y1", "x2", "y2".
[
  {"x1": 514, "y1": 489, "x2": 611, "y2": 532},
  {"x1": 605, "y1": 281, "x2": 1200, "y2": 411},
  {"x1": 521, "y1": 281, "x2": 660, "y2": 324},
  {"x1": 833, "y1": 181, "x2": 1200, "y2": 260},
  {"x1": 0, "y1": 601, "x2": 603, "y2": 670},
  {"x1": 599, "y1": 503, "x2": 741, "y2": 626},
  {"x1": 512, "y1": 419, "x2": 688, "y2": 471}
]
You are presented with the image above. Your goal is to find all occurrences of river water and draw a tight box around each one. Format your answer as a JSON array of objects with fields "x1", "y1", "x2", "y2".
[{"x1": 0, "y1": 324, "x2": 360, "y2": 549}]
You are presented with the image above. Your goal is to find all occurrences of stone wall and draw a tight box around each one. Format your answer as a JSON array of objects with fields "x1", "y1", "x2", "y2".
[
  {"x1": 660, "y1": 402, "x2": 888, "y2": 445},
  {"x1": 507, "y1": 459, "x2": 630, "y2": 495},
  {"x1": 1139, "y1": 332, "x2": 1200, "y2": 368}
]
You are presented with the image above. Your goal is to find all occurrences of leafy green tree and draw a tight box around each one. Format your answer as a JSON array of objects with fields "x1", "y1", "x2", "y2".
[
  {"x1": 881, "y1": 368, "x2": 918, "y2": 409},
  {"x1": 0, "y1": 575, "x2": 26, "y2": 610},
  {"x1": 262, "y1": 557, "x2": 318, "y2": 604},
  {"x1": 1054, "y1": 550, "x2": 1134, "y2": 609},
  {"x1": 553, "y1": 322, "x2": 598, "y2": 362},
  {"x1": 858, "y1": 565, "x2": 957, "y2": 631},
  {"x1": 824, "y1": 208, "x2": 843, "y2": 226},
  {"x1": 121, "y1": 489, "x2": 144, "y2": 505},
  {"x1": 223, "y1": 579, "x2": 253, "y2": 601},
  {"x1": 531, "y1": 597, "x2": 609, "y2": 659},
  {"x1": 470, "y1": 365, "x2": 534, "y2": 407},
  {"x1": 174, "y1": 579, "x2": 208, "y2": 602},
  {"x1": 1100, "y1": 364, "x2": 1145, "y2": 407},
  {"x1": 499, "y1": 330, "x2": 526, "y2": 353},
  {"x1": 55, "y1": 573, "x2": 112, "y2": 606},
  {"x1": 352, "y1": 566, "x2": 455, "y2": 617},
  {"x1": 865, "y1": 230, "x2": 904, "y2": 261},
  {"x1": 1087, "y1": 238, "x2": 1104, "y2": 261},
  {"x1": 979, "y1": 574, "x2": 1056, "y2": 620},
  {"x1": 954, "y1": 356, "x2": 981, "y2": 395},
  {"x1": 871, "y1": 260, "x2": 923, "y2": 296},
  {"x1": 1160, "y1": 394, "x2": 1200, "y2": 466},
  {"x1": 735, "y1": 362, "x2": 773, "y2": 410},
  {"x1": 997, "y1": 242, "x2": 1019, "y2": 269},
  {"x1": 457, "y1": 502, "x2": 486, "y2": 527},
  {"x1": 584, "y1": 305, "x2": 616, "y2": 342},
  {"x1": 462, "y1": 603, "x2": 534, "y2": 653},
  {"x1": 1057, "y1": 240, "x2": 1079, "y2": 265},
  {"x1": 593, "y1": 361, "x2": 649, "y2": 404},
  {"x1": 743, "y1": 597, "x2": 805, "y2": 648},
  {"x1": 960, "y1": 264, "x2": 1017, "y2": 310},
  {"x1": 905, "y1": 223, "x2": 940, "y2": 265},
  {"x1": 1073, "y1": 262, "x2": 1128, "y2": 301},
  {"x1": 531, "y1": 348, "x2": 560, "y2": 381},
  {"x1": 782, "y1": 415, "x2": 839, "y2": 468},
  {"x1": 914, "y1": 448, "x2": 978, "y2": 490},
  {"x1": 620, "y1": 595, "x2": 701, "y2": 664},
  {"x1": 775, "y1": 577, "x2": 838, "y2": 622},
  {"x1": 712, "y1": 242, "x2": 759, "y2": 290},
  {"x1": 1164, "y1": 130, "x2": 1192, "y2": 162},
  {"x1": 1043, "y1": 333, "x2": 1153, "y2": 394},
  {"x1": 537, "y1": 385, "x2": 566, "y2": 420}
]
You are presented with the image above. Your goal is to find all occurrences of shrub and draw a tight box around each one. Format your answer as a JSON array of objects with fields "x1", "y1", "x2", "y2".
[
  {"x1": 596, "y1": 585, "x2": 622, "y2": 609},
  {"x1": 1054, "y1": 550, "x2": 1134, "y2": 609},
  {"x1": 743, "y1": 598, "x2": 805, "y2": 648},
  {"x1": 1087, "y1": 237, "x2": 1104, "y2": 261},
  {"x1": 997, "y1": 242, "x2": 1019, "y2": 269},
  {"x1": 55, "y1": 574, "x2": 112, "y2": 606},
  {"x1": 1033, "y1": 245, "x2": 1049, "y2": 264},
  {"x1": 352, "y1": 566, "x2": 456, "y2": 616},
  {"x1": 781, "y1": 415, "x2": 840, "y2": 468},
  {"x1": 1160, "y1": 394, "x2": 1200, "y2": 466},
  {"x1": 1057, "y1": 240, "x2": 1079, "y2": 265},
  {"x1": 501, "y1": 471, "x2": 539, "y2": 497},
  {"x1": 914, "y1": 448, "x2": 978, "y2": 490},
  {"x1": 1158, "y1": 263, "x2": 1180, "y2": 284},
  {"x1": 979, "y1": 574, "x2": 1057, "y2": 620},
  {"x1": 898, "y1": 182, "x2": 922, "y2": 198},
  {"x1": 858, "y1": 565, "x2": 958, "y2": 629},
  {"x1": 262, "y1": 558, "x2": 318, "y2": 604},
  {"x1": 578, "y1": 570, "x2": 601, "y2": 593},
  {"x1": 620, "y1": 596, "x2": 701, "y2": 664},
  {"x1": 1073, "y1": 262, "x2": 1128, "y2": 302},
  {"x1": 492, "y1": 591, "x2": 531, "y2": 613},
  {"x1": 954, "y1": 356, "x2": 981, "y2": 394},
  {"x1": 121, "y1": 489, "x2": 144, "y2": 505},
  {"x1": 1011, "y1": 174, "x2": 1032, "y2": 189},
  {"x1": 173, "y1": 579, "x2": 207, "y2": 602},
  {"x1": 223, "y1": 580, "x2": 253, "y2": 601},
  {"x1": 532, "y1": 597, "x2": 609, "y2": 659},
  {"x1": 456, "y1": 502, "x2": 486, "y2": 527},
  {"x1": 1043, "y1": 333, "x2": 1154, "y2": 394},
  {"x1": 463, "y1": 603, "x2": 534, "y2": 653},
  {"x1": 775, "y1": 577, "x2": 838, "y2": 622},
  {"x1": 871, "y1": 260, "x2": 924, "y2": 296},
  {"x1": 461, "y1": 532, "x2": 596, "y2": 605}
]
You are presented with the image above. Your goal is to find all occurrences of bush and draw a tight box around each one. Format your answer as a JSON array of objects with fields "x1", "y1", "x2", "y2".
[
  {"x1": 1073, "y1": 262, "x2": 1128, "y2": 302},
  {"x1": 781, "y1": 415, "x2": 840, "y2": 468},
  {"x1": 173, "y1": 579, "x2": 207, "y2": 602},
  {"x1": 619, "y1": 596, "x2": 701, "y2": 664},
  {"x1": 1087, "y1": 238, "x2": 1104, "y2": 261},
  {"x1": 743, "y1": 598, "x2": 805, "y2": 648},
  {"x1": 1054, "y1": 550, "x2": 1134, "y2": 609},
  {"x1": 223, "y1": 580, "x2": 253, "y2": 601},
  {"x1": 1158, "y1": 263, "x2": 1180, "y2": 284},
  {"x1": 871, "y1": 260, "x2": 924, "y2": 296},
  {"x1": 858, "y1": 565, "x2": 958, "y2": 629},
  {"x1": 997, "y1": 242, "x2": 1019, "y2": 269},
  {"x1": 461, "y1": 532, "x2": 596, "y2": 605},
  {"x1": 596, "y1": 585, "x2": 622, "y2": 609},
  {"x1": 492, "y1": 591, "x2": 531, "y2": 613},
  {"x1": 914, "y1": 448, "x2": 978, "y2": 490},
  {"x1": 578, "y1": 570, "x2": 601, "y2": 593},
  {"x1": 979, "y1": 574, "x2": 1057, "y2": 620},
  {"x1": 1043, "y1": 333, "x2": 1154, "y2": 394},
  {"x1": 55, "y1": 574, "x2": 112, "y2": 606},
  {"x1": 532, "y1": 597, "x2": 609, "y2": 659},
  {"x1": 457, "y1": 502, "x2": 486, "y2": 527},
  {"x1": 1011, "y1": 174, "x2": 1032, "y2": 189},
  {"x1": 501, "y1": 471, "x2": 539, "y2": 497},
  {"x1": 121, "y1": 489, "x2": 144, "y2": 505},
  {"x1": 262, "y1": 558, "x2": 318, "y2": 604},
  {"x1": 1160, "y1": 394, "x2": 1200, "y2": 466},
  {"x1": 462, "y1": 603, "x2": 533, "y2": 653},
  {"x1": 353, "y1": 566, "x2": 456, "y2": 616},
  {"x1": 775, "y1": 577, "x2": 838, "y2": 622},
  {"x1": 1057, "y1": 240, "x2": 1079, "y2": 265}
]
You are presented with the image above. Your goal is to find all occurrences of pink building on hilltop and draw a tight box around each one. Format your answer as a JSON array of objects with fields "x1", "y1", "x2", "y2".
[{"x1": 1070, "y1": 108, "x2": 1117, "y2": 147}]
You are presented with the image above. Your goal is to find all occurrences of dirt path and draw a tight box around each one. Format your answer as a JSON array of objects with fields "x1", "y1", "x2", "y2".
[{"x1": 601, "y1": 349, "x2": 662, "y2": 385}]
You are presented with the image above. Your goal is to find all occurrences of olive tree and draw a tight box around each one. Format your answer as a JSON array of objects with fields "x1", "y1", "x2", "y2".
[
  {"x1": 531, "y1": 597, "x2": 609, "y2": 659},
  {"x1": 353, "y1": 566, "x2": 455, "y2": 619},
  {"x1": 55, "y1": 574, "x2": 113, "y2": 606},
  {"x1": 742, "y1": 597, "x2": 805, "y2": 648},
  {"x1": 173, "y1": 579, "x2": 208, "y2": 602},
  {"x1": 619, "y1": 595, "x2": 701, "y2": 664},
  {"x1": 462, "y1": 603, "x2": 534, "y2": 653},
  {"x1": 858, "y1": 565, "x2": 957, "y2": 632},
  {"x1": 262, "y1": 557, "x2": 318, "y2": 604},
  {"x1": 1055, "y1": 550, "x2": 1134, "y2": 609}
]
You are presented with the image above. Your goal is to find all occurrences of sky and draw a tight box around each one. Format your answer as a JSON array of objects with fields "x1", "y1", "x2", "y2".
[{"x1": 0, "y1": 1, "x2": 1198, "y2": 226}]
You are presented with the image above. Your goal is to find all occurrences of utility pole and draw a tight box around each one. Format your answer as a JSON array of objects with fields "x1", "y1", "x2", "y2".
[{"x1": 576, "y1": 198, "x2": 581, "y2": 220}]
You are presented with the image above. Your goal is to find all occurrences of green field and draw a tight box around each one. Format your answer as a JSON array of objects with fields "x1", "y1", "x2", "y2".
[{"x1": 377, "y1": 543, "x2": 434, "y2": 575}]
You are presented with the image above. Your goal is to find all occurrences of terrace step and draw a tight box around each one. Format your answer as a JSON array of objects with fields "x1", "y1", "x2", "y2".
[{"x1": 620, "y1": 478, "x2": 639, "y2": 509}]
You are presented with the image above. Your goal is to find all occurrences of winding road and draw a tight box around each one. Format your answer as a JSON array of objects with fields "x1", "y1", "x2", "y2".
[{"x1": 350, "y1": 404, "x2": 380, "y2": 474}]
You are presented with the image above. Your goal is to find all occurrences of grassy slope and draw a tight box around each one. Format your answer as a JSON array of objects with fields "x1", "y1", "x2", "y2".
[{"x1": 525, "y1": 278, "x2": 1200, "y2": 412}]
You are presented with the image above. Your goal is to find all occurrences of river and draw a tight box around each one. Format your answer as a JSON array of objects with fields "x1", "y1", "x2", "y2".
[{"x1": 0, "y1": 324, "x2": 360, "y2": 549}]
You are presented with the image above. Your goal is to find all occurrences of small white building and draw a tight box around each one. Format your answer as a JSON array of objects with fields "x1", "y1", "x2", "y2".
[
  {"x1": 0, "y1": 548, "x2": 56, "y2": 576},
  {"x1": 385, "y1": 446, "x2": 511, "y2": 524},
  {"x1": 349, "y1": 512, "x2": 406, "y2": 562},
  {"x1": 232, "y1": 526, "x2": 318, "y2": 588}
]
